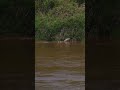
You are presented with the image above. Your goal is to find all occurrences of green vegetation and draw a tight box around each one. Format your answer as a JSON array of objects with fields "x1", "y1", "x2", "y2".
[{"x1": 35, "y1": 0, "x2": 85, "y2": 41}]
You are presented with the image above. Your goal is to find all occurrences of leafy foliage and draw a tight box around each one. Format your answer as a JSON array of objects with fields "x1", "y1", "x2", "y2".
[{"x1": 35, "y1": 0, "x2": 85, "y2": 41}]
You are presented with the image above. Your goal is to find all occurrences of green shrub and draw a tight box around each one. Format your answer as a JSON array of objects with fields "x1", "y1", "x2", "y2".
[{"x1": 35, "y1": 0, "x2": 85, "y2": 41}]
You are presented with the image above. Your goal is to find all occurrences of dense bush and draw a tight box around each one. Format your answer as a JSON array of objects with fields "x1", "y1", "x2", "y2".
[{"x1": 35, "y1": 0, "x2": 85, "y2": 41}]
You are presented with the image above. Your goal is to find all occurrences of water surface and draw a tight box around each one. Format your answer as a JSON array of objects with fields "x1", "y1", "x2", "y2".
[{"x1": 35, "y1": 41, "x2": 85, "y2": 90}]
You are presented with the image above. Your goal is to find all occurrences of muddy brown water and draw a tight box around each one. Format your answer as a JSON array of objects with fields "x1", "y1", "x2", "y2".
[{"x1": 35, "y1": 41, "x2": 85, "y2": 90}]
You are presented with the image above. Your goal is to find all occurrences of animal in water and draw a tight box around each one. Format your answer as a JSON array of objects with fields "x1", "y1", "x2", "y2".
[{"x1": 64, "y1": 38, "x2": 70, "y2": 42}]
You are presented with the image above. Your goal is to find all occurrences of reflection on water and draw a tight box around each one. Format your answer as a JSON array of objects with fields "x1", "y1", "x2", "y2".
[{"x1": 35, "y1": 41, "x2": 85, "y2": 90}]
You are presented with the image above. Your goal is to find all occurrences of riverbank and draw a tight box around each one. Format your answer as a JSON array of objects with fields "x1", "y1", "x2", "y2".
[
  {"x1": 35, "y1": 0, "x2": 85, "y2": 41},
  {"x1": 35, "y1": 37, "x2": 85, "y2": 47}
]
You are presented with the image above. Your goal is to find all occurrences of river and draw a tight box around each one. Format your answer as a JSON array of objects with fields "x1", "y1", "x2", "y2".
[{"x1": 35, "y1": 41, "x2": 85, "y2": 90}]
